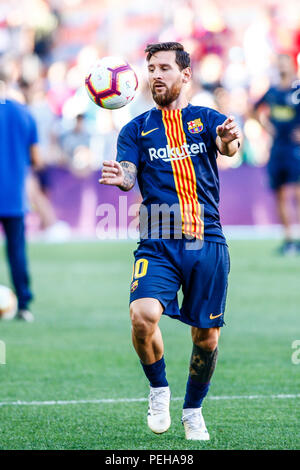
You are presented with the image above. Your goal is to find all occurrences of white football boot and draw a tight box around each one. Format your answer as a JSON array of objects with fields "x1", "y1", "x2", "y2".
[
  {"x1": 182, "y1": 407, "x2": 210, "y2": 440},
  {"x1": 147, "y1": 386, "x2": 171, "y2": 434},
  {"x1": 16, "y1": 309, "x2": 34, "y2": 322}
]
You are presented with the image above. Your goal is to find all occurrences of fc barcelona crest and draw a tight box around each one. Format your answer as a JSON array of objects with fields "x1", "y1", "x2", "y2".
[
  {"x1": 187, "y1": 118, "x2": 204, "y2": 134},
  {"x1": 130, "y1": 280, "x2": 139, "y2": 293}
]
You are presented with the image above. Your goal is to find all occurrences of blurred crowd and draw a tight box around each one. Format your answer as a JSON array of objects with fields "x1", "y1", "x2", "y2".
[{"x1": 1, "y1": 0, "x2": 300, "y2": 236}]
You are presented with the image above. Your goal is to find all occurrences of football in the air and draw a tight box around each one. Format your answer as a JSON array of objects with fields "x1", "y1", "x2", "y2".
[
  {"x1": 0, "y1": 285, "x2": 17, "y2": 320},
  {"x1": 85, "y1": 56, "x2": 138, "y2": 109}
]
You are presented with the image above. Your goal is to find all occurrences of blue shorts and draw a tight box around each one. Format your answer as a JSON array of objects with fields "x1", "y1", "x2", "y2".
[
  {"x1": 129, "y1": 238, "x2": 230, "y2": 328},
  {"x1": 268, "y1": 146, "x2": 300, "y2": 190}
]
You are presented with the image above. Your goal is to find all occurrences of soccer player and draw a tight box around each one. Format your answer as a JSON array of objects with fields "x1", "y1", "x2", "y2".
[
  {"x1": 100, "y1": 42, "x2": 241, "y2": 440},
  {"x1": 254, "y1": 54, "x2": 300, "y2": 255}
]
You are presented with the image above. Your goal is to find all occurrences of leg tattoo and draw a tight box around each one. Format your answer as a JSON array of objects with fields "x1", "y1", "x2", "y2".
[
  {"x1": 183, "y1": 344, "x2": 218, "y2": 409},
  {"x1": 189, "y1": 343, "x2": 218, "y2": 383}
]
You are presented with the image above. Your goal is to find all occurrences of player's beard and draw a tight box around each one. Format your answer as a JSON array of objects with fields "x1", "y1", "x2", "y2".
[{"x1": 151, "y1": 79, "x2": 182, "y2": 107}]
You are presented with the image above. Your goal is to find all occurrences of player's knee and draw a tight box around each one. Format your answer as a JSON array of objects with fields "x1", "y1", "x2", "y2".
[
  {"x1": 131, "y1": 316, "x2": 151, "y2": 339},
  {"x1": 192, "y1": 327, "x2": 220, "y2": 352},
  {"x1": 130, "y1": 301, "x2": 160, "y2": 339},
  {"x1": 199, "y1": 338, "x2": 218, "y2": 352}
]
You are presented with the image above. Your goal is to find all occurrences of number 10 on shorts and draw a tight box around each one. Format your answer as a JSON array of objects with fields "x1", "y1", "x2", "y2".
[{"x1": 132, "y1": 258, "x2": 149, "y2": 281}]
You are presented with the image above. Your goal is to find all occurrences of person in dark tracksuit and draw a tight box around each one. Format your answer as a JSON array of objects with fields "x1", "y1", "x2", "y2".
[
  {"x1": 0, "y1": 72, "x2": 42, "y2": 321},
  {"x1": 254, "y1": 54, "x2": 300, "y2": 255}
]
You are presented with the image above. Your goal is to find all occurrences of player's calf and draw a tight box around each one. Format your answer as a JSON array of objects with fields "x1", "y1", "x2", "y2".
[
  {"x1": 182, "y1": 329, "x2": 219, "y2": 440},
  {"x1": 183, "y1": 342, "x2": 218, "y2": 409},
  {"x1": 130, "y1": 298, "x2": 163, "y2": 364},
  {"x1": 130, "y1": 299, "x2": 171, "y2": 433}
]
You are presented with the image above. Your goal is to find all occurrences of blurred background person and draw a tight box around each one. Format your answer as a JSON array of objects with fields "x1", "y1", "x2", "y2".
[
  {"x1": 0, "y1": 70, "x2": 42, "y2": 321},
  {"x1": 58, "y1": 113, "x2": 92, "y2": 172},
  {"x1": 254, "y1": 54, "x2": 300, "y2": 255},
  {"x1": 18, "y1": 77, "x2": 71, "y2": 241}
]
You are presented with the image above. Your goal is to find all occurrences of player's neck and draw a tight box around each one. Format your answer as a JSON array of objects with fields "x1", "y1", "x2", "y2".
[
  {"x1": 156, "y1": 96, "x2": 189, "y2": 111},
  {"x1": 279, "y1": 75, "x2": 294, "y2": 89}
]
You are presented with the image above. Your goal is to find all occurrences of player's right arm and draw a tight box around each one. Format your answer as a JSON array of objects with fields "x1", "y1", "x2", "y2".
[
  {"x1": 30, "y1": 143, "x2": 44, "y2": 170},
  {"x1": 27, "y1": 109, "x2": 44, "y2": 170},
  {"x1": 99, "y1": 160, "x2": 137, "y2": 191},
  {"x1": 100, "y1": 118, "x2": 139, "y2": 190}
]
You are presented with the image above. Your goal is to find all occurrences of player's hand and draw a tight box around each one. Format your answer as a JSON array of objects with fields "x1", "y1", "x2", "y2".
[
  {"x1": 99, "y1": 160, "x2": 124, "y2": 186},
  {"x1": 216, "y1": 116, "x2": 241, "y2": 144}
]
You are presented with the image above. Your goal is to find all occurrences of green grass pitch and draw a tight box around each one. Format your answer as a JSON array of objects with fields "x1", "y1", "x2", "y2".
[{"x1": 0, "y1": 239, "x2": 299, "y2": 450}]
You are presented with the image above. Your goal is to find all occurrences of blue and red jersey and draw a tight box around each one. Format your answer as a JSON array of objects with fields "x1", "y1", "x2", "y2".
[{"x1": 117, "y1": 103, "x2": 227, "y2": 243}]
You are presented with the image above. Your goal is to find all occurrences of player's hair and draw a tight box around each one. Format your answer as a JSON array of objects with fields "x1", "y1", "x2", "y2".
[{"x1": 145, "y1": 42, "x2": 190, "y2": 70}]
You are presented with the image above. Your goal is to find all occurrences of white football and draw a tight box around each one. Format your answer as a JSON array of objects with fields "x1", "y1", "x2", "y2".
[
  {"x1": 0, "y1": 285, "x2": 17, "y2": 320},
  {"x1": 85, "y1": 56, "x2": 138, "y2": 109}
]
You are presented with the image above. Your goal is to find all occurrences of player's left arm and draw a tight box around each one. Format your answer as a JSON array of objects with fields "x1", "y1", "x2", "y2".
[{"x1": 215, "y1": 116, "x2": 242, "y2": 157}]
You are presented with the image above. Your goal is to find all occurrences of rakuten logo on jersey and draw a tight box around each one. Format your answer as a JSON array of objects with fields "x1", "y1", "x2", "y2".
[{"x1": 148, "y1": 142, "x2": 207, "y2": 162}]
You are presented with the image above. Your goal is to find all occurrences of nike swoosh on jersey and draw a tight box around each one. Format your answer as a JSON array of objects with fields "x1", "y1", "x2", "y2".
[
  {"x1": 141, "y1": 128, "x2": 159, "y2": 136},
  {"x1": 209, "y1": 312, "x2": 223, "y2": 320}
]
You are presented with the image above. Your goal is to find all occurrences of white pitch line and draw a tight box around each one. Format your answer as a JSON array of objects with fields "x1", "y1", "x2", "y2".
[{"x1": 0, "y1": 394, "x2": 299, "y2": 407}]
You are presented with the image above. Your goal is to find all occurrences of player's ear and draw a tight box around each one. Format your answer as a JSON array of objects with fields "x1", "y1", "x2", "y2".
[{"x1": 182, "y1": 67, "x2": 192, "y2": 84}]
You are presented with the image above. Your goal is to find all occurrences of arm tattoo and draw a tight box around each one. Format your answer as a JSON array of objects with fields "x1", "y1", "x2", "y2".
[{"x1": 118, "y1": 161, "x2": 137, "y2": 191}]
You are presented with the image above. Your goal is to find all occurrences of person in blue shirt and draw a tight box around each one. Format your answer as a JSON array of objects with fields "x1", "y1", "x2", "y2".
[
  {"x1": 0, "y1": 71, "x2": 42, "y2": 321},
  {"x1": 100, "y1": 42, "x2": 241, "y2": 440},
  {"x1": 254, "y1": 54, "x2": 300, "y2": 255}
]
